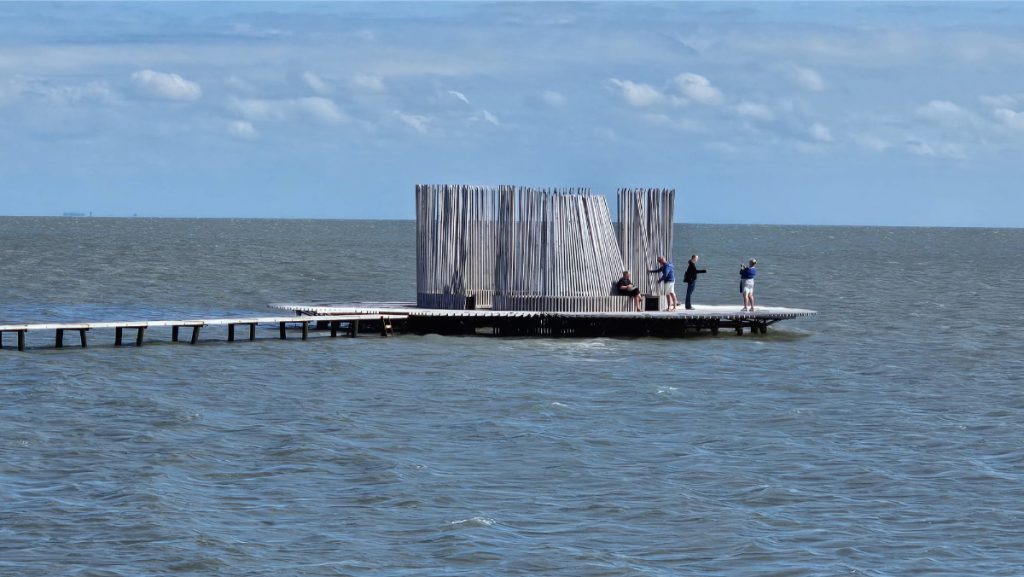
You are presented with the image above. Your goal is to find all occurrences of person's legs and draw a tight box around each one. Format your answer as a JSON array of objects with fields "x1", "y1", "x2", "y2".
[{"x1": 685, "y1": 282, "x2": 695, "y2": 309}]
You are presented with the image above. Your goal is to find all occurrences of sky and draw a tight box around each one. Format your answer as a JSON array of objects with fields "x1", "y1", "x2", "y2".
[{"x1": 1, "y1": 2, "x2": 1023, "y2": 227}]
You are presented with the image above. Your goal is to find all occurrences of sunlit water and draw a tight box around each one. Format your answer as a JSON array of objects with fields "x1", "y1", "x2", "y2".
[{"x1": 1, "y1": 218, "x2": 1021, "y2": 576}]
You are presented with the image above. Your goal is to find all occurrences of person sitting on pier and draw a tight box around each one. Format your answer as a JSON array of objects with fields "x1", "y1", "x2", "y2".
[
  {"x1": 740, "y1": 258, "x2": 757, "y2": 311},
  {"x1": 616, "y1": 270, "x2": 644, "y2": 312},
  {"x1": 648, "y1": 256, "x2": 679, "y2": 311}
]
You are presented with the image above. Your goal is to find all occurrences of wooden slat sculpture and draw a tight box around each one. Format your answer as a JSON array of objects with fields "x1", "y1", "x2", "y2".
[
  {"x1": 416, "y1": 184, "x2": 675, "y2": 312},
  {"x1": 617, "y1": 188, "x2": 676, "y2": 307}
]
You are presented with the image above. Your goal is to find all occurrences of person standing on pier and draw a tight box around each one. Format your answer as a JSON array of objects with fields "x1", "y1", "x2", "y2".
[
  {"x1": 740, "y1": 259, "x2": 757, "y2": 311},
  {"x1": 616, "y1": 270, "x2": 644, "y2": 312},
  {"x1": 648, "y1": 256, "x2": 678, "y2": 311},
  {"x1": 682, "y1": 254, "x2": 707, "y2": 310}
]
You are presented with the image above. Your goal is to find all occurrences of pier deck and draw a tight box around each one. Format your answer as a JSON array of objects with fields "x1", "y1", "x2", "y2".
[
  {"x1": 270, "y1": 302, "x2": 816, "y2": 338},
  {"x1": 0, "y1": 314, "x2": 406, "y2": 351}
]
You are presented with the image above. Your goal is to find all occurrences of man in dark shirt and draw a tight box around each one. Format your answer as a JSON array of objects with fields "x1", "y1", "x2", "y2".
[
  {"x1": 682, "y1": 254, "x2": 707, "y2": 310},
  {"x1": 616, "y1": 270, "x2": 643, "y2": 312}
]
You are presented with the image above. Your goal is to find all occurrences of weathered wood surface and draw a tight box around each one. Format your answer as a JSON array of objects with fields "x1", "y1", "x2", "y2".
[
  {"x1": 269, "y1": 302, "x2": 816, "y2": 320},
  {"x1": 617, "y1": 188, "x2": 674, "y2": 297},
  {"x1": 416, "y1": 185, "x2": 674, "y2": 313},
  {"x1": 0, "y1": 314, "x2": 408, "y2": 351},
  {"x1": 269, "y1": 302, "x2": 815, "y2": 338}
]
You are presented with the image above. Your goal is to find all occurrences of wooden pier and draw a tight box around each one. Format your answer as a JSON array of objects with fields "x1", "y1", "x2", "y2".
[
  {"x1": 271, "y1": 302, "x2": 816, "y2": 338},
  {"x1": 0, "y1": 314, "x2": 405, "y2": 351}
]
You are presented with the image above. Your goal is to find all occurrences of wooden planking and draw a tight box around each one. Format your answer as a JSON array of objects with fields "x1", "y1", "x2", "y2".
[
  {"x1": 0, "y1": 314, "x2": 409, "y2": 350},
  {"x1": 417, "y1": 185, "x2": 673, "y2": 313},
  {"x1": 268, "y1": 302, "x2": 816, "y2": 321},
  {"x1": 617, "y1": 188, "x2": 675, "y2": 297}
]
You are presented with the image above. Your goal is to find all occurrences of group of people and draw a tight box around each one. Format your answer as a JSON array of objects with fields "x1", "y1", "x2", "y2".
[{"x1": 616, "y1": 255, "x2": 758, "y2": 312}]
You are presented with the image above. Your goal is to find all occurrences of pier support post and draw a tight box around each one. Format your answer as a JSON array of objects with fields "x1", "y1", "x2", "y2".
[
  {"x1": 735, "y1": 325, "x2": 743, "y2": 336},
  {"x1": 228, "y1": 324, "x2": 235, "y2": 342},
  {"x1": 330, "y1": 320, "x2": 340, "y2": 337},
  {"x1": 55, "y1": 329, "x2": 64, "y2": 349},
  {"x1": 135, "y1": 327, "x2": 145, "y2": 347},
  {"x1": 115, "y1": 327, "x2": 124, "y2": 346},
  {"x1": 172, "y1": 326, "x2": 179, "y2": 342},
  {"x1": 79, "y1": 329, "x2": 88, "y2": 348},
  {"x1": 18, "y1": 331, "x2": 26, "y2": 351},
  {"x1": 248, "y1": 323, "x2": 256, "y2": 341},
  {"x1": 349, "y1": 319, "x2": 359, "y2": 337},
  {"x1": 279, "y1": 322, "x2": 287, "y2": 340},
  {"x1": 190, "y1": 326, "x2": 201, "y2": 344},
  {"x1": 301, "y1": 321, "x2": 309, "y2": 340},
  {"x1": 0, "y1": 332, "x2": 3, "y2": 349}
]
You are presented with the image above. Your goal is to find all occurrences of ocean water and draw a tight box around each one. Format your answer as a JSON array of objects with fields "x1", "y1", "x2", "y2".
[{"x1": 1, "y1": 217, "x2": 1022, "y2": 576}]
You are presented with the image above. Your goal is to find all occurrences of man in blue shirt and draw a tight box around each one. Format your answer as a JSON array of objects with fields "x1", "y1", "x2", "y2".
[
  {"x1": 648, "y1": 255, "x2": 679, "y2": 311},
  {"x1": 740, "y1": 258, "x2": 757, "y2": 311}
]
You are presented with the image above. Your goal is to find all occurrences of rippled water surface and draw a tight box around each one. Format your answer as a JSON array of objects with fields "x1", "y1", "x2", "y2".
[{"x1": 1, "y1": 218, "x2": 1022, "y2": 576}]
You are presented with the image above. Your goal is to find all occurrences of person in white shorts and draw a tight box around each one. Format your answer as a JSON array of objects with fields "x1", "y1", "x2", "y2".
[
  {"x1": 740, "y1": 259, "x2": 757, "y2": 311},
  {"x1": 648, "y1": 256, "x2": 679, "y2": 311}
]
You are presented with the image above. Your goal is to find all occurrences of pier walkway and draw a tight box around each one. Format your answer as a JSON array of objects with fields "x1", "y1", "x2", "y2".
[{"x1": 0, "y1": 314, "x2": 406, "y2": 351}]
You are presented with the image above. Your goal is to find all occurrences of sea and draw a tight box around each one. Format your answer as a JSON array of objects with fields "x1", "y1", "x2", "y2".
[{"x1": 1, "y1": 217, "x2": 1022, "y2": 577}]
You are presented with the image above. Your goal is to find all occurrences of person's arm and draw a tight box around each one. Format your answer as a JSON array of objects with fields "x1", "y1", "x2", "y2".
[{"x1": 698, "y1": 268, "x2": 706, "y2": 274}]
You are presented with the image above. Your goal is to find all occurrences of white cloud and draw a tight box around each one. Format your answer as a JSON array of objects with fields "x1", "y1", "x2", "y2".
[
  {"x1": 395, "y1": 111, "x2": 430, "y2": 133},
  {"x1": 993, "y1": 108, "x2": 1024, "y2": 130},
  {"x1": 793, "y1": 66, "x2": 825, "y2": 92},
  {"x1": 609, "y1": 78, "x2": 662, "y2": 107},
  {"x1": 2, "y1": 76, "x2": 117, "y2": 106},
  {"x1": 735, "y1": 101, "x2": 774, "y2": 121},
  {"x1": 302, "y1": 71, "x2": 330, "y2": 95},
  {"x1": 299, "y1": 97, "x2": 346, "y2": 124},
  {"x1": 481, "y1": 110, "x2": 500, "y2": 126},
  {"x1": 852, "y1": 133, "x2": 892, "y2": 152},
  {"x1": 671, "y1": 73, "x2": 722, "y2": 106},
  {"x1": 131, "y1": 69, "x2": 201, "y2": 101},
  {"x1": 228, "y1": 96, "x2": 347, "y2": 125},
  {"x1": 905, "y1": 138, "x2": 966, "y2": 159},
  {"x1": 448, "y1": 90, "x2": 470, "y2": 105},
  {"x1": 809, "y1": 122, "x2": 833, "y2": 142},
  {"x1": 225, "y1": 75, "x2": 257, "y2": 94},
  {"x1": 228, "y1": 120, "x2": 257, "y2": 139},
  {"x1": 915, "y1": 100, "x2": 971, "y2": 125},
  {"x1": 542, "y1": 90, "x2": 566, "y2": 107},
  {"x1": 353, "y1": 74, "x2": 385, "y2": 92},
  {"x1": 980, "y1": 94, "x2": 1022, "y2": 109},
  {"x1": 643, "y1": 113, "x2": 703, "y2": 133}
]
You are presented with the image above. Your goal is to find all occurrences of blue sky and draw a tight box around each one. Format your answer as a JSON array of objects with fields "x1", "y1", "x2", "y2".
[{"x1": 2, "y1": 2, "x2": 1023, "y2": 227}]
